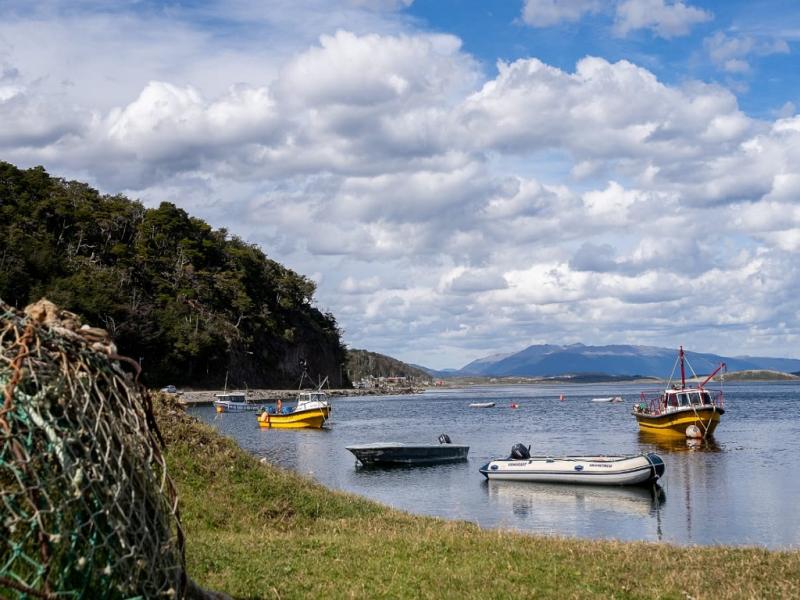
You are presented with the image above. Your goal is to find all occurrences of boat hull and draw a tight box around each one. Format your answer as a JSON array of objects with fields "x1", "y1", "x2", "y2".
[
  {"x1": 257, "y1": 406, "x2": 330, "y2": 429},
  {"x1": 480, "y1": 453, "x2": 664, "y2": 485},
  {"x1": 633, "y1": 406, "x2": 723, "y2": 437},
  {"x1": 347, "y1": 443, "x2": 469, "y2": 466}
]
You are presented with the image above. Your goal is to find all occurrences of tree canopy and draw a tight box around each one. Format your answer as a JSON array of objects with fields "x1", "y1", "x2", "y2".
[{"x1": 0, "y1": 161, "x2": 348, "y2": 388}]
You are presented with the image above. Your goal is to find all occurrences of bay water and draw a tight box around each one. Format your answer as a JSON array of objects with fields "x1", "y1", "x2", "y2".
[{"x1": 190, "y1": 381, "x2": 800, "y2": 548}]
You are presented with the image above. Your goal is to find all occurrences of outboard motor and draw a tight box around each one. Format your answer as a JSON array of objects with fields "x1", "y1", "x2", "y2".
[
  {"x1": 510, "y1": 443, "x2": 530, "y2": 460},
  {"x1": 438, "y1": 433, "x2": 452, "y2": 445}
]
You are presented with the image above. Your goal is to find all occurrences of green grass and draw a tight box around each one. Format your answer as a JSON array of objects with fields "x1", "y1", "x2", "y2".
[{"x1": 156, "y1": 396, "x2": 800, "y2": 599}]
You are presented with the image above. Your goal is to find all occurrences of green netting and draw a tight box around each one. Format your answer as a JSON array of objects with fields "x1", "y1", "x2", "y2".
[{"x1": 0, "y1": 300, "x2": 186, "y2": 599}]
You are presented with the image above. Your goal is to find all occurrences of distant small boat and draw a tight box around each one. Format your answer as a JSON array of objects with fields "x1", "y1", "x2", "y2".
[
  {"x1": 214, "y1": 392, "x2": 265, "y2": 413},
  {"x1": 469, "y1": 402, "x2": 495, "y2": 408},
  {"x1": 347, "y1": 434, "x2": 469, "y2": 466},
  {"x1": 592, "y1": 396, "x2": 623, "y2": 403},
  {"x1": 480, "y1": 443, "x2": 664, "y2": 486}
]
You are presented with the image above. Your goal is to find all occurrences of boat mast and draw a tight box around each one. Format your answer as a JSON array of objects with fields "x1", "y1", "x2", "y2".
[
  {"x1": 699, "y1": 362, "x2": 726, "y2": 389},
  {"x1": 679, "y1": 346, "x2": 686, "y2": 389}
]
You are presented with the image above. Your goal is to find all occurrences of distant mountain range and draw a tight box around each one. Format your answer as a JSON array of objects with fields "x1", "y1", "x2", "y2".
[{"x1": 422, "y1": 344, "x2": 800, "y2": 379}]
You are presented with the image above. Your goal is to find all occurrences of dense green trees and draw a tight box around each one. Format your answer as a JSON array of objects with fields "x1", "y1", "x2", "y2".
[{"x1": 0, "y1": 161, "x2": 348, "y2": 388}]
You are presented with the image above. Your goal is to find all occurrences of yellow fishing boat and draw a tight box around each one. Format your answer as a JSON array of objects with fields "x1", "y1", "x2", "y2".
[
  {"x1": 632, "y1": 347, "x2": 726, "y2": 438},
  {"x1": 257, "y1": 403, "x2": 330, "y2": 428},
  {"x1": 257, "y1": 367, "x2": 332, "y2": 429}
]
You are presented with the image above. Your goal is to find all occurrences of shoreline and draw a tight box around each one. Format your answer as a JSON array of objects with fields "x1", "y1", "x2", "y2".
[
  {"x1": 175, "y1": 375, "x2": 799, "y2": 406},
  {"x1": 177, "y1": 386, "x2": 425, "y2": 406},
  {"x1": 156, "y1": 394, "x2": 800, "y2": 598}
]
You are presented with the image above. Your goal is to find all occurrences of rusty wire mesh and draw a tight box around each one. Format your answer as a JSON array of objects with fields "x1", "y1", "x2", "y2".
[{"x1": 0, "y1": 300, "x2": 186, "y2": 599}]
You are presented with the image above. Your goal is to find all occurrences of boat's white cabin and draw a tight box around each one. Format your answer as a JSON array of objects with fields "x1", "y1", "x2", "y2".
[
  {"x1": 215, "y1": 393, "x2": 246, "y2": 403},
  {"x1": 662, "y1": 389, "x2": 712, "y2": 409},
  {"x1": 296, "y1": 390, "x2": 329, "y2": 408}
]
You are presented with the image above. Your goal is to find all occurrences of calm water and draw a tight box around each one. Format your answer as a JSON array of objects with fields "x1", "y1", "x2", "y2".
[{"x1": 190, "y1": 382, "x2": 800, "y2": 549}]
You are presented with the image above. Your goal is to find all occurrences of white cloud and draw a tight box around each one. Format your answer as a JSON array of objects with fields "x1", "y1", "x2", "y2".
[
  {"x1": 614, "y1": 0, "x2": 712, "y2": 39},
  {"x1": 104, "y1": 82, "x2": 280, "y2": 162},
  {"x1": 704, "y1": 31, "x2": 790, "y2": 74},
  {"x1": 339, "y1": 276, "x2": 383, "y2": 294},
  {"x1": 457, "y1": 56, "x2": 751, "y2": 167},
  {"x1": 521, "y1": 0, "x2": 601, "y2": 27},
  {"x1": 2, "y1": 2, "x2": 800, "y2": 368}
]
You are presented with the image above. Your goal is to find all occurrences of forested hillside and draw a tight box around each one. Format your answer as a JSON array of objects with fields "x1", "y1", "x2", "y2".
[
  {"x1": 0, "y1": 162, "x2": 348, "y2": 388},
  {"x1": 346, "y1": 349, "x2": 431, "y2": 384}
]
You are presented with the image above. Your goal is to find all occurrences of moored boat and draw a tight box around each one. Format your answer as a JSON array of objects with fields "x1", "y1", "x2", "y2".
[
  {"x1": 592, "y1": 396, "x2": 623, "y2": 403},
  {"x1": 347, "y1": 434, "x2": 469, "y2": 466},
  {"x1": 257, "y1": 388, "x2": 331, "y2": 429},
  {"x1": 632, "y1": 346, "x2": 726, "y2": 438},
  {"x1": 213, "y1": 392, "x2": 265, "y2": 413},
  {"x1": 469, "y1": 402, "x2": 495, "y2": 408},
  {"x1": 257, "y1": 363, "x2": 332, "y2": 429},
  {"x1": 480, "y1": 443, "x2": 664, "y2": 485}
]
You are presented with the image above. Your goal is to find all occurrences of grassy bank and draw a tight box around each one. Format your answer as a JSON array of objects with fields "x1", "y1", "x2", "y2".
[{"x1": 155, "y1": 396, "x2": 800, "y2": 599}]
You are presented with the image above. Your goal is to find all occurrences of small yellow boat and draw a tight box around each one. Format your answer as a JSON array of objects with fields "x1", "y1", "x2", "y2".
[
  {"x1": 632, "y1": 347, "x2": 726, "y2": 438},
  {"x1": 257, "y1": 388, "x2": 331, "y2": 429}
]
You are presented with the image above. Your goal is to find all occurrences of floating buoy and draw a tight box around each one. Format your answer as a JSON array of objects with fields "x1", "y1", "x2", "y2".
[
  {"x1": 559, "y1": 394, "x2": 565, "y2": 402},
  {"x1": 510, "y1": 403, "x2": 518, "y2": 409},
  {"x1": 685, "y1": 425, "x2": 702, "y2": 439}
]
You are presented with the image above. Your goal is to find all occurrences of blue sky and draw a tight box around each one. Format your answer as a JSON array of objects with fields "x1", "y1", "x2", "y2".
[
  {"x1": 1, "y1": 0, "x2": 799, "y2": 368},
  {"x1": 405, "y1": 0, "x2": 799, "y2": 117}
]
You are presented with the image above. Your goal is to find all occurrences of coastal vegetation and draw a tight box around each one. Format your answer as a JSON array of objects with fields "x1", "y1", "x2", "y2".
[
  {"x1": 722, "y1": 370, "x2": 800, "y2": 381},
  {"x1": 157, "y1": 395, "x2": 800, "y2": 599},
  {"x1": 0, "y1": 161, "x2": 347, "y2": 388},
  {"x1": 346, "y1": 348, "x2": 432, "y2": 385}
]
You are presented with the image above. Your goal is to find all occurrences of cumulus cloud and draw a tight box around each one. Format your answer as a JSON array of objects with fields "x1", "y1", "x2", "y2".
[
  {"x1": 0, "y1": 82, "x2": 86, "y2": 147},
  {"x1": 704, "y1": 31, "x2": 790, "y2": 74},
  {"x1": 614, "y1": 0, "x2": 712, "y2": 38},
  {"x1": 104, "y1": 82, "x2": 281, "y2": 163},
  {"x1": 2, "y1": 2, "x2": 800, "y2": 367},
  {"x1": 457, "y1": 56, "x2": 751, "y2": 168},
  {"x1": 443, "y1": 267, "x2": 509, "y2": 294},
  {"x1": 570, "y1": 242, "x2": 618, "y2": 273},
  {"x1": 521, "y1": 0, "x2": 601, "y2": 27}
]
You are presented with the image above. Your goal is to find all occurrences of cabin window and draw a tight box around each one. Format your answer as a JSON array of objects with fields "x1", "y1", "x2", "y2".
[
  {"x1": 689, "y1": 392, "x2": 702, "y2": 405},
  {"x1": 701, "y1": 391, "x2": 711, "y2": 405},
  {"x1": 667, "y1": 394, "x2": 678, "y2": 407},
  {"x1": 678, "y1": 393, "x2": 690, "y2": 406}
]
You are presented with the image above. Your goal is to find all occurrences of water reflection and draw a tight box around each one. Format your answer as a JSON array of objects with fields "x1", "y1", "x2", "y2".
[
  {"x1": 191, "y1": 381, "x2": 800, "y2": 548},
  {"x1": 637, "y1": 432, "x2": 722, "y2": 453},
  {"x1": 482, "y1": 480, "x2": 666, "y2": 541},
  {"x1": 484, "y1": 480, "x2": 665, "y2": 518}
]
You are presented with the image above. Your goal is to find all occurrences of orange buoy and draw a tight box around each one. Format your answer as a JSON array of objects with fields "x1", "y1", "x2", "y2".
[
  {"x1": 559, "y1": 394, "x2": 565, "y2": 401},
  {"x1": 510, "y1": 403, "x2": 518, "y2": 409}
]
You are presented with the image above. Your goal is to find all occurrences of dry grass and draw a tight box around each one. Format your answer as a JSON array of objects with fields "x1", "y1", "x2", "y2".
[{"x1": 155, "y1": 394, "x2": 800, "y2": 599}]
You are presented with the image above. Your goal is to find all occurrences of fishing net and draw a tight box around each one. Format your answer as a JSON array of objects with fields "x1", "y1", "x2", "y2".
[{"x1": 0, "y1": 299, "x2": 218, "y2": 599}]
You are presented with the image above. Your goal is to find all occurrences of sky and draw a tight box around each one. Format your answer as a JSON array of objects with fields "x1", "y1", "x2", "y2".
[{"x1": 1, "y1": 0, "x2": 799, "y2": 369}]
